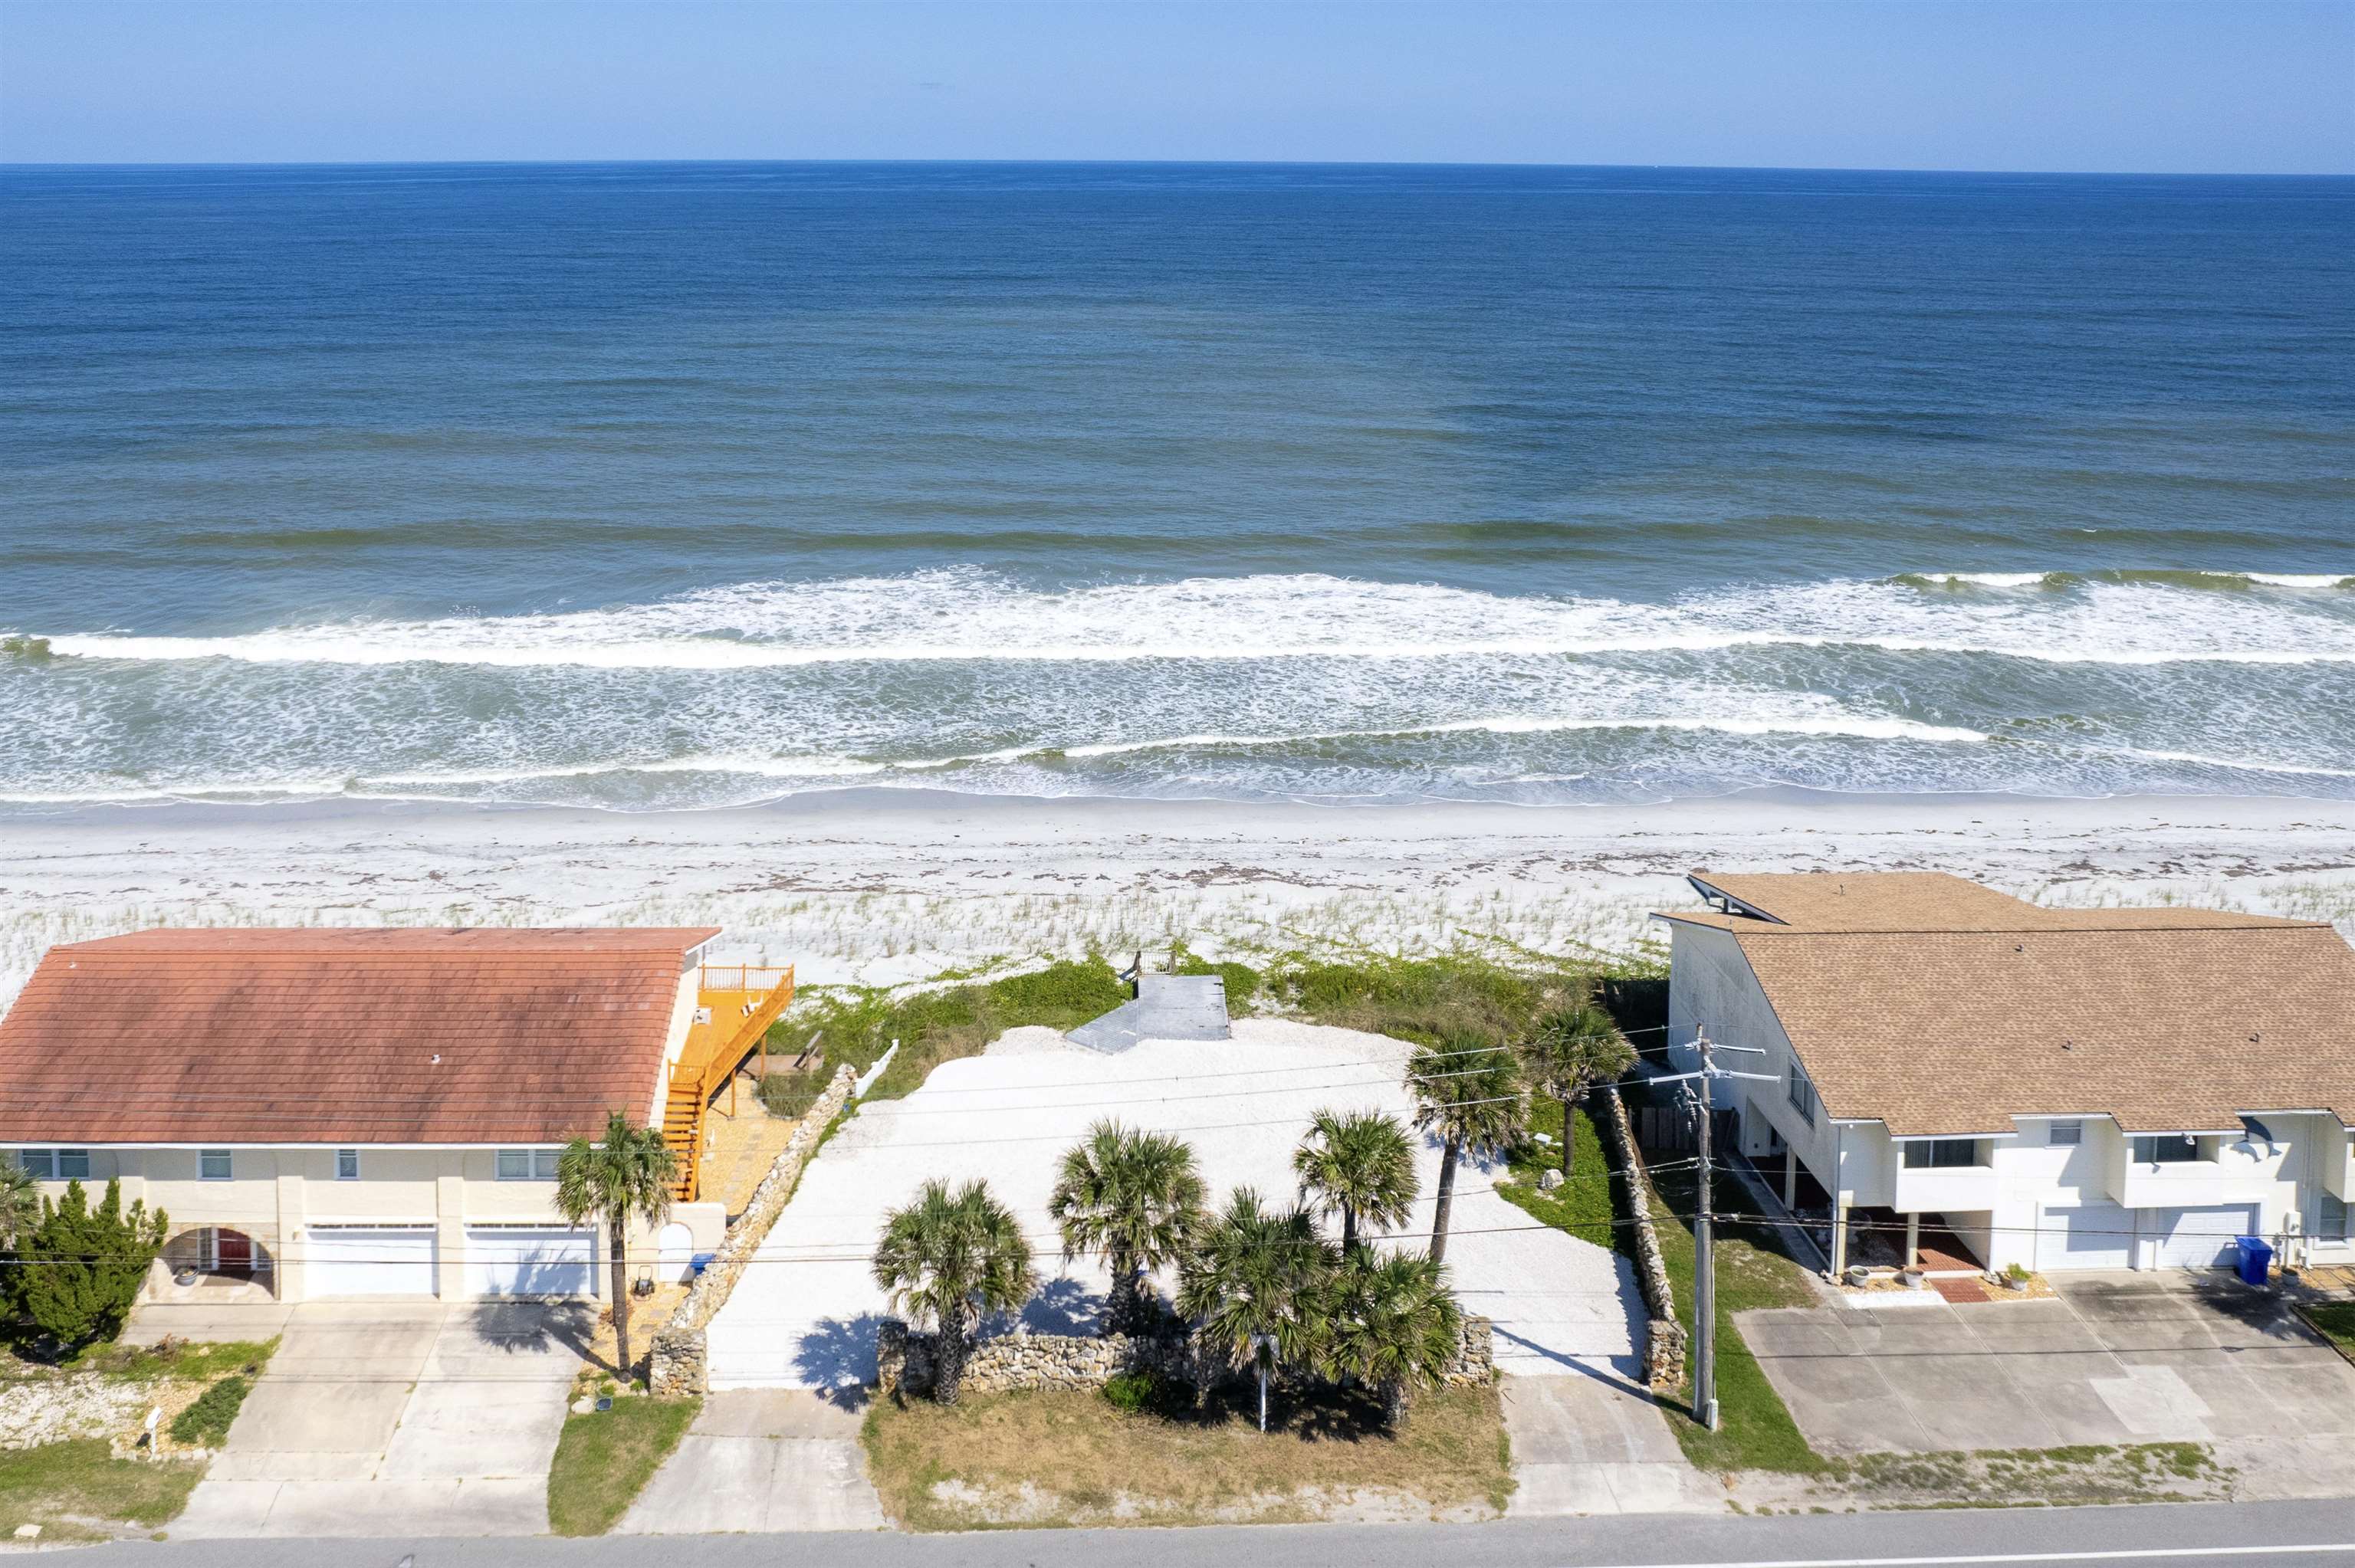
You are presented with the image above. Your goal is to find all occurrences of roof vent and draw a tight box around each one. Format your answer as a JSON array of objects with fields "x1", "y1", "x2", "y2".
[{"x1": 430, "y1": 1053, "x2": 442, "y2": 1064}]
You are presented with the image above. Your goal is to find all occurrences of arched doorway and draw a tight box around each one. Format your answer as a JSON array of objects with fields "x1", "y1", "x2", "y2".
[{"x1": 162, "y1": 1225, "x2": 278, "y2": 1294}]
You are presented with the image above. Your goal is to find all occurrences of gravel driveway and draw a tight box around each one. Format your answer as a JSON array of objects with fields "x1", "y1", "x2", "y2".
[{"x1": 706, "y1": 1019, "x2": 1642, "y2": 1389}]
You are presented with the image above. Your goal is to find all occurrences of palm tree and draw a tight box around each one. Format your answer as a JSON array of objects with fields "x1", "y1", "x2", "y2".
[
  {"x1": 1292, "y1": 1109, "x2": 1417, "y2": 1253},
  {"x1": 874, "y1": 1179, "x2": 1037, "y2": 1405},
  {"x1": 1407, "y1": 1038, "x2": 1525, "y2": 1268},
  {"x1": 1175, "y1": 1186, "x2": 1334, "y2": 1432},
  {"x1": 1049, "y1": 1120, "x2": 1206, "y2": 1334},
  {"x1": 1317, "y1": 1247, "x2": 1463, "y2": 1428},
  {"x1": 554, "y1": 1112, "x2": 677, "y2": 1381},
  {"x1": 1519, "y1": 996, "x2": 1636, "y2": 1176},
  {"x1": 1, "y1": 1162, "x2": 38, "y2": 1249}
]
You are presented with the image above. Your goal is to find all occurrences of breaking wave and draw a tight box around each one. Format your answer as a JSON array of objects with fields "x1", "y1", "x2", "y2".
[{"x1": 15, "y1": 567, "x2": 2355, "y2": 671}]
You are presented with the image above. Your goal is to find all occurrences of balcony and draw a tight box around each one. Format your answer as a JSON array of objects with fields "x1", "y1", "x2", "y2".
[
  {"x1": 2102, "y1": 1136, "x2": 2281, "y2": 1210},
  {"x1": 1890, "y1": 1161, "x2": 1997, "y2": 1214}
]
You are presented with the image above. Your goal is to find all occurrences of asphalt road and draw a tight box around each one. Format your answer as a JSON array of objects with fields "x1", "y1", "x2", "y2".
[{"x1": 71, "y1": 1498, "x2": 2355, "y2": 1568}]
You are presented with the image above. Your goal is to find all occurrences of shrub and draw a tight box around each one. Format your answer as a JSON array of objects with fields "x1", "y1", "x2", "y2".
[
  {"x1": 169, "y1": 1375, "x2": 251, "y2": 1445},
  {"x1": 11, "y1": 1179, "x2": 168, "y2": 1350},
  {"x1": 1101, "y1": 1368, "x2": 1193, "y2": 1418}
]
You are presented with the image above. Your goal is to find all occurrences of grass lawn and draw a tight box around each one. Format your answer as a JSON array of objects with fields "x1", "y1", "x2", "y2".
[
  {"x1": 2296, "y1": 1301, "x2": 2355, "y2": 1361},
  {"x1": 763, "y1": 957, "x2": 1132, "y2": 1114},
  {"x1": 67, "y1": 1337, "x2": 278, "y2": 1385},
  {"x1": 1494, "y1": 1096, "x2": 1624, "y2": 1253},
  {"x1": 545, "y1": 1395, "x2": 701, "y2": 1537},
  {"x1": 863, "y1": 1383, "x2": 1514, "y2": 1529},
  {"x1": 1638, "y1": 1148, "x2": 1827, "y2": 1475},
  {"x1": 0, "y1": 1439, "x2": 202, "y2": 1543}
]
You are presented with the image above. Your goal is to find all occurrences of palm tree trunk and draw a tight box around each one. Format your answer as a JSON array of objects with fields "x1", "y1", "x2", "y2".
[
  {"x1": 1109, "y1": 1244, "x2": 1136, "y2": 1335},
  {"x1": 609, "y1": 1216, "x2": 632, "y2": 1379},
  {"x1": 1341, "y1": 1202, "x2": 1358, "y2": 1254},
  {"x1": 1430, "y1": 1138, "x2": 1461, "y2": 1266},
  {"x1": 1382, "y1": 1379, "x2": 1409, "y2": 1429},
  {"x1": 935, "y1": 1314, "x2": 967, "y2": 1406},
  {"x1": 1562, "y1": 1094, "x2": 1576, "y2": 1177}
]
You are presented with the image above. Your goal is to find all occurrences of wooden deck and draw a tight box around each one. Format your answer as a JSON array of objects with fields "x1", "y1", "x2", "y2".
[{"x1": 664, "y1": 965, "x2": 795, "y2": 1201}]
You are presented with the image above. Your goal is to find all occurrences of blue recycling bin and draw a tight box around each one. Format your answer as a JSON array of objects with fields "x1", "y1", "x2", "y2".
[
  {"x1": 689, "y1": 1251, "x2": 718, "y2": 1279},
  {"x1": 2235, "y1": 1235, "x2": 2273, "y2": 1286}
]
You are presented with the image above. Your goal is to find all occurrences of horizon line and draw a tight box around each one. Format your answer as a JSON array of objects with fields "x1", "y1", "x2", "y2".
[{"x1": 3, "y1": 156, "x2": 2350, "y2": 180}]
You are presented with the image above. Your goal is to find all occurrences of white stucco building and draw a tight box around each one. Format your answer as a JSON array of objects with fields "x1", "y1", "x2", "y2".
[
  {"x1": 1654, "y1": 872, "x2": 2355, "y2": 1278},
  {"x1": 2, "y1": 926, "x2": 790, "y2": 1304}
]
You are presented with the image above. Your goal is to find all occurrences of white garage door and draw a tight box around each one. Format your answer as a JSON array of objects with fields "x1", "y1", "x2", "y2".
[
  {"x1": 465, "y1": 1226, "x2": 596, "y2": 1297},
  {"x1": 2038, "y1": 1202, "x2": 2134, "y2": 1270},
  {"x1": 306, "y1": 1225, "x2": 437, "y2": 1297},
  {"x1": 2146, "y1": 1206, "x2": 2256, "y2": 1271}
]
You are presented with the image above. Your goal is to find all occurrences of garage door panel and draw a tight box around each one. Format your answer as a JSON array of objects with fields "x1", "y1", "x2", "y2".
[
  {"x1": 307, "y1": 1226, "x2": 437, "y2": 1297},
  {"x1": 2039, "y1": 1203, "x2": 2133, "y2": 1271},
  {"x1": 2148, "y1": 1206, "x2": 2255, "y2": 1271},
  {"x1": 465, "y1": 1226, "x2": 595, "y2": 1297}
]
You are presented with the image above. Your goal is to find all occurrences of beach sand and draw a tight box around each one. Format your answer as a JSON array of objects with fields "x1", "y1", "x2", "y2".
[{"x1": 5, "y1": 787, "x2": 2353, "y2": 1003}]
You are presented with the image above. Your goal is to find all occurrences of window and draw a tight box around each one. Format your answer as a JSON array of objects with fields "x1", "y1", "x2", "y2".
[
  {"x1": 335, "y1": 1148, "x2": 360, "y2": 1181},
  {"x1": 198, "y1": 1149, "x2": 233, "y2": 1181},
  {"x1": 14, "y1": 1149, "x2": 90, "y2": 1180},
  {"x1": 1785, "y1": 1063, "x2": 1818, "y2": 1127},
  {"x1": 2131, "y1": 1133, "x2": 2201, "y2": 1165},
  {"x1": 1902, "y1": 1138, "x2": 1982, "y2": 1169},
  {"x1": 2049, "y1": 1120, "x2": 2083, "y2": 1147},
  {"x1": 497, "y1": 1148, "x2": 560, "y2": 1180},
  {"x1": 2318, "y1": 1193, "x2": 2350, "y2": 1245}
]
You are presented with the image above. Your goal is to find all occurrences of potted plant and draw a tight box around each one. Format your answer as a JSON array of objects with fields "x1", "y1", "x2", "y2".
[{"x1": 2002, "y1": 1262, "x2": 2032, "y2": 1292}]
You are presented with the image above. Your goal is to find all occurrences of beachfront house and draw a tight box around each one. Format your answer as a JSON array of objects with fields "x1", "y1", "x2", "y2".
[
  {"x1": 0, "y1": 927, "x2": 790, "y2": 1304},
  {"x1": 1653, "y1": 872, "x2": 2355, "y2": 1278}
]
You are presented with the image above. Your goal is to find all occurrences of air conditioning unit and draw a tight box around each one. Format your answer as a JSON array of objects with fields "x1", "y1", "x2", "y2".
[{"x1": 694, "y1": 1006, "x2": 713, "y2": 1025}]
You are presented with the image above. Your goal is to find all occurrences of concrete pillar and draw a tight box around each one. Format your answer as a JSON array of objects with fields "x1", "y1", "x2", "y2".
[
  {"x1": 1831, "y1": 1199, "x2": 1849, "y2": 1275},
  {"x1": 1782, "y1": 1146, "x2": 1798, "y2": 1209},
  {"x1": 437, "y1": 1173, "x2": 468, "y2": 1299},
  {"x1": 1905, "y1": 1212, "x2": 1922, "y2": 1268},
  {"x1": 274, "y1": 1169, "x2": 306, "y2": 1301}
]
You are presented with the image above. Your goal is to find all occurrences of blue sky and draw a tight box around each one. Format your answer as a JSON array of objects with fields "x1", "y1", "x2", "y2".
[{"x1": 4, "y1": 1, "x2": 2350, "y2": 172}]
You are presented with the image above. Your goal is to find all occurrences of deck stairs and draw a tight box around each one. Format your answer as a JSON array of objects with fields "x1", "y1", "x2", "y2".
[{"x1": 663, "y1": 965, "x2": 795, "y2": 1202}]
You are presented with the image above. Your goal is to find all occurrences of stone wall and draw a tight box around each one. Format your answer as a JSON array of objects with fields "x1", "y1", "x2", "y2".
[
  {"x1": 648, "y1": 1061, "x2": 857, "y2": 1396},
  {"x1": 1598, "y1": 1083, "x2": 1689, "y2": 1393},
  {"x1": 878, "y1": 1311, "x2": 1494, "y2": 1399}
]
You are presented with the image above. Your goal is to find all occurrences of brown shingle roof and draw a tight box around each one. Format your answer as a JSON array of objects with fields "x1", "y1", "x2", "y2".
[
  {"x1": 1655, "y1": 874, "x2": 2355, "y2": 1137},
  {"x1": 0, "y1": 927, "x2": 720, "y2": 1146}
]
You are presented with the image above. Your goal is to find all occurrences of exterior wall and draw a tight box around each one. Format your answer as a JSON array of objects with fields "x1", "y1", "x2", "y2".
[
  {"x1": 11, "y1": 1145, "x2": 718, "y2": 1303},
  {"x1": 1664, "y1": 922, "x2": 1838, "y2": 1193},
  {"x1": 647, "y1": 971, "x2": 707, "y2": 1124}
]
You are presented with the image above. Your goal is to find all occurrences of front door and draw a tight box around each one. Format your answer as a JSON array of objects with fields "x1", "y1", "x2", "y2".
[{"x1": 215, "y1": 1229, "x2": 254, "y2": 1276}]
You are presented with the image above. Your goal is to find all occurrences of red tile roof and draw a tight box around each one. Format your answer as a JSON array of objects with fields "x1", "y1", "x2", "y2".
[{"x1": 0, "y1": 927, "x2": 721, "y2": 1146}]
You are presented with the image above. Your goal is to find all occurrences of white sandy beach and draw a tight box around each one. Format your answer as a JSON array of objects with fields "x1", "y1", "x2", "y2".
[{"x1": 4, "y1": 787, "x2": 2353, "y2": 1003}]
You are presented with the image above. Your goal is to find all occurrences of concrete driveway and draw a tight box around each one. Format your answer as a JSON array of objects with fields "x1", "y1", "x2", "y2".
[
  {"x1": 172, "y1": 1300, "x2": 588, "y2": 1537},
  {"x1": 620, "y1": 1389, "x2": 885, "y2": 1534},
  {"x1": 1739, "y1": 1271, "x2": 2355, "y2": 1461}
]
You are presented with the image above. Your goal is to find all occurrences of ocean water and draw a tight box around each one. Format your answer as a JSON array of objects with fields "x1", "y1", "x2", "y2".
[{"x1": 2, "y1": 162, "x2": 2351, "y2": 812}]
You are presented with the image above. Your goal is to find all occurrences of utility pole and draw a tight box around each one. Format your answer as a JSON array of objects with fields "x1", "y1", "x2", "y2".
[
  {"x1": 1691, "y1": 1039, "x2": 1717, "y2": 1432},
  {"x1": 1650, "y1": 1024, "x2": 1774, "y2": 1435}
]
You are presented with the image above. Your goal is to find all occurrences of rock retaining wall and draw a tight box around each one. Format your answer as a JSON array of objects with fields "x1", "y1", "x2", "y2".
[
  {"x1": 877, "y1": 1311, "x2": 1494, "y2": 1399},
  {"x1": 648, "y1": 1061, "x2": 858, "y2": 1396},
  {"x1": 1598, "y1": 1083, "x2": 1689, "y2": 1393}
]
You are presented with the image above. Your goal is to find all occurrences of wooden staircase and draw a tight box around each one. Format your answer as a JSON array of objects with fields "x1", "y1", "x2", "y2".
[{"x1": 662, "y1": 965, "x2": 795, "y2": 1203}]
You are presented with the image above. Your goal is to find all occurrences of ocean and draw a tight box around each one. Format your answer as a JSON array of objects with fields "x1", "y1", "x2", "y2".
[{"x1": 3, "y1": 161, "x2": 2351, "y2": 812}]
